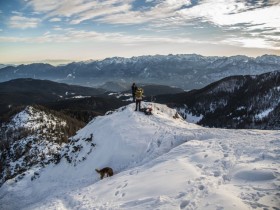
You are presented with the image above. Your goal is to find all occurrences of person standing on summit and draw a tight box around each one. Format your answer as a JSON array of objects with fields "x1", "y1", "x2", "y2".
[
  {"x1": 131, "y1": 82, "x2": 137, "y2": 102},
  {"x1": 135, "y1": 87, "x2": 144, "y2": 111}
]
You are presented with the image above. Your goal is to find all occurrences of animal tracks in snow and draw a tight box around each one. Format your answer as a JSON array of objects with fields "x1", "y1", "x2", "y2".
[{"x1": 115, "y1": 181, "x2": 128, "y2": 198}]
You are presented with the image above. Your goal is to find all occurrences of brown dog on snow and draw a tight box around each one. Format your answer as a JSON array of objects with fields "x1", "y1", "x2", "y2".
[{"x1": 95, "y1": 167, "x2": 114, "y2": 179}]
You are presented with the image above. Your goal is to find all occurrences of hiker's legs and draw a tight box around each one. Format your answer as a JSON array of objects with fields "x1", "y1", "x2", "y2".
[
  {"x1": 138, "y1": 100, "x2": 141, "y2": 110},
  {"x1": 135, "y1": 99, "x2": 141, "y2": 111},
  {"x1": 135, "y1": 100, "x2": 139, "y2": 111}
]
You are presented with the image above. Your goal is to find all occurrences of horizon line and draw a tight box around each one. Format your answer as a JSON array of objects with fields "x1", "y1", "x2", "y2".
[{"x1": 1, "y1": 53, "x2": 279, "y2": 66}]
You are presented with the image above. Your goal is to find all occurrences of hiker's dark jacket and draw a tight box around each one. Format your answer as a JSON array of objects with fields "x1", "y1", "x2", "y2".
[{"x1": 132, "y1": 84, "x2": 137, "y2": 95}]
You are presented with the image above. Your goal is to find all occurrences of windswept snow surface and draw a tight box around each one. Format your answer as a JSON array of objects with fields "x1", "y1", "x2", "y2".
[{"x1": 0, "y1": 103, "x2": 279, "y2": 210}]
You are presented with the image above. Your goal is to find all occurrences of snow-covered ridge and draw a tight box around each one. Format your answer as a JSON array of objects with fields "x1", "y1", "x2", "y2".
[
  {"x1": 0, "y1": 106, "x2": 85, "y2": 186},
  {"x1": 0, "y1": 102, "x2": 279, "y2": 210},
  {"x1": 71, "y1": 103, "x2": 195, "y2": 172},
  {"x1": 8, "y1": 106, "x2": 66, "y2": 129}
]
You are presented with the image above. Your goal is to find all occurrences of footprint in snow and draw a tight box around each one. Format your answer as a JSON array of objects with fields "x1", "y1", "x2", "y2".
[
  {"x1": 129, "y1": 170, "x2": 138, "y2": 175},
  {"x1": 157, "y1": 140, "x2": 161, "y2": 147},
  {"x1": 216, "y1": 206, "x2": 224, "y2": 210},
  {"x1": 213, "y1": 171, "x2": 221, "y2": 177},
  {"x1": 221, "y1": 144, "x2": 229, "y2": 151},
  {"x1": 180, "y1": 200, "x2": 190, "y2": 209},
  {"x1": 198, "y1": 185, "x2": 205, "y2": 190},
  {"x1": 176, "y1": 192, "x2": 186, "y2": 199},
  {"x1": 196, "y1": 164, "x2": 203, "y2": 169}
]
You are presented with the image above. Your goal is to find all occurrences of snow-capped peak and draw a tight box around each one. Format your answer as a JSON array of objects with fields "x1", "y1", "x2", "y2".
[{"x1": 70, "y1": 103, "x2": 197, "y2": 172}]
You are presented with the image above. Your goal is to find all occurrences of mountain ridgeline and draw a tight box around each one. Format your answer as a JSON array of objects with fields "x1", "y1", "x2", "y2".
[
  {"x1": 1, "y1": 54, "x2": 280, "y2": 90},
  {"x1": 0, "y1": 78, "x2": 184, "y2": 123},
  {"x1": 0, "y1": 78, "x2": 126, "y2": 122},
  {"x1": 157, "y1": 71, "x2": 280, "y2": 129}
]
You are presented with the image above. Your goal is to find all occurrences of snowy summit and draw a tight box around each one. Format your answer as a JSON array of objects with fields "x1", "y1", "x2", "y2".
[{"x1": 0, "y1": 103, "x2": 279, "y2": 210}]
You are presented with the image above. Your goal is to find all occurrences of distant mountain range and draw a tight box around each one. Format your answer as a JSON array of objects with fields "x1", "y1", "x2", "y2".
[
  {"x1": 156, "y1": 71, "x2": 280, "y2": 129},
  {"x1": 1, "y1": 54, "x2": 280, "y2": 90}
]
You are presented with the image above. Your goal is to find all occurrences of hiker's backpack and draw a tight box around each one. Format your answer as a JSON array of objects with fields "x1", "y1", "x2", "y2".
[
  {"x1": 144, "y1": 107, "x2": 152, "y2": 115},
  {"x1": 135, "y1": 88, "x2": 143, "y2": 99}
]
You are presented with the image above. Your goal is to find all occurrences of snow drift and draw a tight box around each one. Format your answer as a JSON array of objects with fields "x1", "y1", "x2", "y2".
[{"x1": 0, "y1": 103, "x2": 279, "y2": 210}]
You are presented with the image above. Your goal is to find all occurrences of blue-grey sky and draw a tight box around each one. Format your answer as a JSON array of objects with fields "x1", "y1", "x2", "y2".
[{"x1": 0, "y1": 0, "x2": 280, "y2": 64}]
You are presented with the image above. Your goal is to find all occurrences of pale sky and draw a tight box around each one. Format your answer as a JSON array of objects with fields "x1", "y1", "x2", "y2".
[{"x1": 0, "y1": 0, "x2": 280, "y2": 64}]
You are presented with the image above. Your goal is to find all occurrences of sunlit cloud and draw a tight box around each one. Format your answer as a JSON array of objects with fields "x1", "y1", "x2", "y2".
[
  {"x1": 26, "y1": 0, "x2": 133, "y2": 22},
  {"x1": 177, "y1": 1, "x2": 280, "y2": 29},
  {"x1": 5, "y1": 0, "x2": 280, "y2": 51},
  {"x1": 0, "y1": 36, "x2": 29, "y2": 42},
  {"x1": 0, "y1": 28, "x2": 206, "y2": 45},
  {"x1": 223, "y1": 37, "x2": 280, "y2": 50},
  {"x1": 11, "y1": 11, "x2": 23, "y2": 15},
  {"x1": 49, "y1": 18, "x2": 61, "y2": 22},
  {"x1": 24, "y1": 1, "x2": 280, "y2": 31},
  {"x1": 69, "y1": 3, "x2": 132, "y2": 24},
  {"x1": 52, "y1": 26, "x2": 63, "y2": 31},
  {"x1": 86, "y1": 0, "x2": 192, "y2": 25},
  {"x1": 26, "y1": 0, "x2": 62, "y2": 13},
  {"x1": 26, "y1": 0, "x2": 192, "y2": 25},
  {"x1": 9, "y1": 15, "x2": 40, "y2": 29}
]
